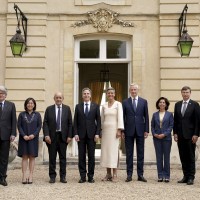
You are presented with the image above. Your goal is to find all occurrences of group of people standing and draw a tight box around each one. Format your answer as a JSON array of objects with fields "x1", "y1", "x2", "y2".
[{"x1": 0, "y1": 83, "x2": 199, "y2": 187}]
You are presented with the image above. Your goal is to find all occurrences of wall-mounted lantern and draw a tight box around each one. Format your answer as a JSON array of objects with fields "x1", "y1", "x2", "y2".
[
  {"x1": 9, "y1": 4, "x2": 28, "y2": 57},
  {"x1": 177, "y1": 4, "x2": 193, "y2": 57}
]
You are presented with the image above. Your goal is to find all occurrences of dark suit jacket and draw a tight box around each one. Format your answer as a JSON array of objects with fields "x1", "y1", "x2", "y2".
[
  {"x1": 122, "y1": 97, "x2": 149, "y2": 137},
  {"x1": 0, "y1": 100, "x2": 17, "y2": 140},
  {"x1": 151, "y1": 111, "x2": 174, "y2": 140},
  {"x1": 73, "y1": 102, "x2": 101, "y2": 139},
  {"x1": 43, "y1": 104, "x2": 72, "y2": 142},
  {"x1": 173, "y1": 99, "x2": 200, "y2": 139}
]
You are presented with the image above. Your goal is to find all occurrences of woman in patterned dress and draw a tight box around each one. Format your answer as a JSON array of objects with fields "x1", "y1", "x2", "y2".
[{"x1": 18, "y1": 98, "x2": 42, "y2": 184}]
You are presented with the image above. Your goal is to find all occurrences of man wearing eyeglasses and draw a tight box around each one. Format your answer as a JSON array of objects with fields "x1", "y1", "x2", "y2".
[{"x1": 0, "y1": 86, "x2": 17, "y2": 186}]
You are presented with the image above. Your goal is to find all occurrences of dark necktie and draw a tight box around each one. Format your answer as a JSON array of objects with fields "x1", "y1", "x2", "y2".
[
  {"x1": 56, "y1": 106, "x2": 61, "y2": 130},
  {"x1": 132, "y1": 98, "x2": 136, "y2": 112},
  {"x1": 85, "y1": 103, "x2": 89, "y2": 116},
  {"x1": 0, "y1": 103, "x2": 2, "y2": 118},
  {"x1": 182, "y1": 101, "x2": 187, "y2": 117}
]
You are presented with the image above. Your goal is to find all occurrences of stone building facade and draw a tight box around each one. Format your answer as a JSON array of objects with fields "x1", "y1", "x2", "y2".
[{"x1": 0, "y1": 0, "x2": 200, "y2": 164}]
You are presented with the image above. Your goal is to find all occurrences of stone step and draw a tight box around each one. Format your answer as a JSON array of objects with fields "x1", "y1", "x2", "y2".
[{"x1": 43, "y1": 156, "x2": 157, "y2": 169}]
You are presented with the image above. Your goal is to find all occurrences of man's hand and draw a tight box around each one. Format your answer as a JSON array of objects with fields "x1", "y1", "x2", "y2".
[
  {"x1": 94, "y1": 135, "x2": 99, "y2": 142},
  {"x1": 45, "y1": 136, "x2": 51, "y2": 144},
  {"x1": 192, "y1": 135, "x2": 198, "y2": 144},
  {"x1": 174, "y1": 134, "x2": 178, "y2": 142},
  {"x1": 75, "y1": 135, "x2": 80, "y2": 142},
  {"x1": 67, "y1": 137, "x2": 72, "y2": 144},
  {"x1": 144, "y1": 132, "x2": 148, "y2": 139},
  {"x1": 121, "y1": 132, "x2": 125, "y2": 139}
]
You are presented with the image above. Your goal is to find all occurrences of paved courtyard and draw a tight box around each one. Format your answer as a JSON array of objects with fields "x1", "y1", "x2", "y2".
[{"x1": 0, "y1": 163, "x2": 200, "y2": 200}]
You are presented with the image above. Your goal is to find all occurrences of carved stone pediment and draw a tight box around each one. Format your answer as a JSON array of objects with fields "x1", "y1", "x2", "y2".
[{"x1": 71, "y1": 8, "x2": 134, "y2": 32}]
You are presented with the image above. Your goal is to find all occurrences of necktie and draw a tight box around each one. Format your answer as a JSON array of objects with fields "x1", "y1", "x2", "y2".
[
  {"x1": 56, "y1": 106, "x2": 61, "y2": 130},
  {"x1": 132, "y1": 98, "x2": 136, "y2": 112},
  {"x1": 182, "y1": 101, "x2": 187, "y2": 117},
  {"x1": 85, "y1": 103, "x2": 89, "y2": 116},
  {"x1": 0, "y1": 103, "x2": 2, "y2": 118}
]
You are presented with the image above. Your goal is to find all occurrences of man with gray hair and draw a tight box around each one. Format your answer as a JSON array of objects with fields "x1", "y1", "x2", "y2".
[
  {"x1": 122, "y1": 83, "x2": 149, "y2": 182},
  {"x1": 0, "y1": 86, "x2": 17, "y2": 186}
]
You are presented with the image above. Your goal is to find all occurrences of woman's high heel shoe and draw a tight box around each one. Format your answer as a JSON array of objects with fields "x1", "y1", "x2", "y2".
[
  {"x1": 112, "y1": 174, "x2": 118, "y2": 183},
  {"x1": 28, "y1": 178, "x2": 33, "y2": 184},
  {"x1": 22, "y1": 178, "x2": 28, "y2": 184},
  {"x1": 101, "y1": 174, "x2": 112, "y2": 181}
]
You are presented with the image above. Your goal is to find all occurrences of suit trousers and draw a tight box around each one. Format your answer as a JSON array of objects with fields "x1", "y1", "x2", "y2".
[
  {"x1": 153, "y1": 139, "x2": 172, "y2": 179},
  {"x1": 46, "y1": 132, "x2": 67, "y2": 179},
  {"x1": 125, "y1": 133, "x2": 145, "y2": 177},
  {"x1": 0, "y1": 139, "x2": 10, "y2": 179},
  {"x1": 177, "y1": 137, "x2": 196, "y2": 180},
  {"x1": 78, "y1": 135, "x2": 96, "y2": 179}
]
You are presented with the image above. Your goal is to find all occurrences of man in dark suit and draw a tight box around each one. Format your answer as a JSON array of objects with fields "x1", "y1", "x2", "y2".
[
  {"x1": 43, "y1": 92, "x2": 72, "y2": 184},
  {"x1": 74, "y1": 88, "x2": 101, "y2": 183},
  {"x1": 0, "y1": 86, "x2": 17, "y2": 186},
  {"x1": 122, "y1": 83, "x2": 149, "y2": 182},
  {"x1": 173, "y1": 86, "x2": 199, "y2": 185}
]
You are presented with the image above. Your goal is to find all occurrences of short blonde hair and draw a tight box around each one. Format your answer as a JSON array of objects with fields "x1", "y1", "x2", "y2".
[{"x1": 106, "y1": 87, "x2": 115, "y2": 93}]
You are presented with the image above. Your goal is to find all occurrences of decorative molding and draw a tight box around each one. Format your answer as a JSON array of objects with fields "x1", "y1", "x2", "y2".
[{"x1": 71, "y1": 8, "x2": 134, "y2": 32}]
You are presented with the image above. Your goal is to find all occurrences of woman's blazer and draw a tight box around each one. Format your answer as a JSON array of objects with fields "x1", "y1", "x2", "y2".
[{"x1": 151, "y1": 111, "x2": 174, "y2": 140}]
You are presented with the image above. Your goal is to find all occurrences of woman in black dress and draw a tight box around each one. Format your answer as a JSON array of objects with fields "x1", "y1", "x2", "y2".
[{"x1": 17, "y1": 98, "x2": 42, "y2": 184}]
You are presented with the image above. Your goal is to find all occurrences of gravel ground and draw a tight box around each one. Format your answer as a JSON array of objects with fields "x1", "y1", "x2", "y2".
[{"x1": 0, "y1": 164, "x2": 200, "y2": 200}]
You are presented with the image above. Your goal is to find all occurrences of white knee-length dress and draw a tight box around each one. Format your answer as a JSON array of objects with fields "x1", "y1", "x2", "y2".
[{"x1": 100, "y1": 101, "x2": 124, "y2": 168}]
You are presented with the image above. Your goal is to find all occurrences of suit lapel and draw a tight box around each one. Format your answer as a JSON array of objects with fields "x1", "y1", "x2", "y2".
[
  {"x1": 1, "y1": 101, "x2": 8, "y2": 119},
  {"x1": 162, "y1": 111, "x2": 168, "y2": 124},
  {"x1": 51, "y1": 105, "x2": 56, "y2": 122},
  {"x1": 177, "y1": 101, "x2": 182, "y2": 117},
  {"x1": 80, "y1": 102, "x2": 85, "y2": 117},
  {"x1": 61, "y1": 105, "x2": 67, "y2": 122},
  {"x1": 128, "y1": 97, "x2": 135, "y2": 112},
  {"x1": 183, "y1": 100, "x2": 192, "y2": 117},
  {"x1": 155, "y1": 111, "x2": 160, "y2": 124}
]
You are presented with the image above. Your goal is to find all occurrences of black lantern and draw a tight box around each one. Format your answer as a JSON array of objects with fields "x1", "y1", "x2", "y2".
[
  {"x1": 177, "y1": 4, "x2": 193, "y2": 57},
  {"x1": 9, "y1": 4, "x2": 28, "y2": 57},
  {"x1": 100, "y1": 63, "x2": 110, "y2": 82}
]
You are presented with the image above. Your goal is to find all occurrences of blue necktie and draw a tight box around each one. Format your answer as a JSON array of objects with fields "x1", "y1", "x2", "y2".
[
  {"x1": 85, "y1": 103, "x2": 89, "y2": 117},
  {"x1": 56, "y1": 106, "x2": 61, "y2": 130},
  {"x1": 132, "y1": 98, "x2": 136, "y2": 112}
]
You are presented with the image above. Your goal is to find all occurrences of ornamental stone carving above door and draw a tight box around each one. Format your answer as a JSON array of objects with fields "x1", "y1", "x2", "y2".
[{"x1": 71, "y1": 8, "x2": 134, "y2": 32}]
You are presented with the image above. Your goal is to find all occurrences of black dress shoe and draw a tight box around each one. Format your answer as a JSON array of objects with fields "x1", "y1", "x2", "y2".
[
  {"x1": 0, "y1": 179, "x2": 7, "y2": 186},
  {"x1": 60, "y1": 178, "x2": 67, "y2": 183},
  {"x1": 49, "y1": 178, "x2": 55, "y2": 183},
  {"x1": 177, "y1": 177, "x2": 188, "y2": 183},
  {"x1": 125, "y1": 176, "x2": 132, "y2": 182},
  {"x1": 187, "y1": 179, "x2": 194, "y2": 185},
  {"x1": 78, "y1": 179, "x2": 86, "y2": 183},
  {"x1": 88, "y1": 178, "x2": 95, "y2": 183},
  {"x1": 138, "y1": 176, "x2": 147, "y2": 182},
  {"x1": 158, "y1": 178, "x2": 163, "y2": 182},
  {"x1": 22, "y1": 179, "x2": 28, "y2": 184},
  {"x1": 164, "y1": 179, "x2": 170, "y2": 183}
]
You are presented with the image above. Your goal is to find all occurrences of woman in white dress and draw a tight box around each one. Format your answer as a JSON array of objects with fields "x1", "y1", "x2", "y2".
[{"x1": 100, "y1": 87, "x2": 124, "y2": 182}]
